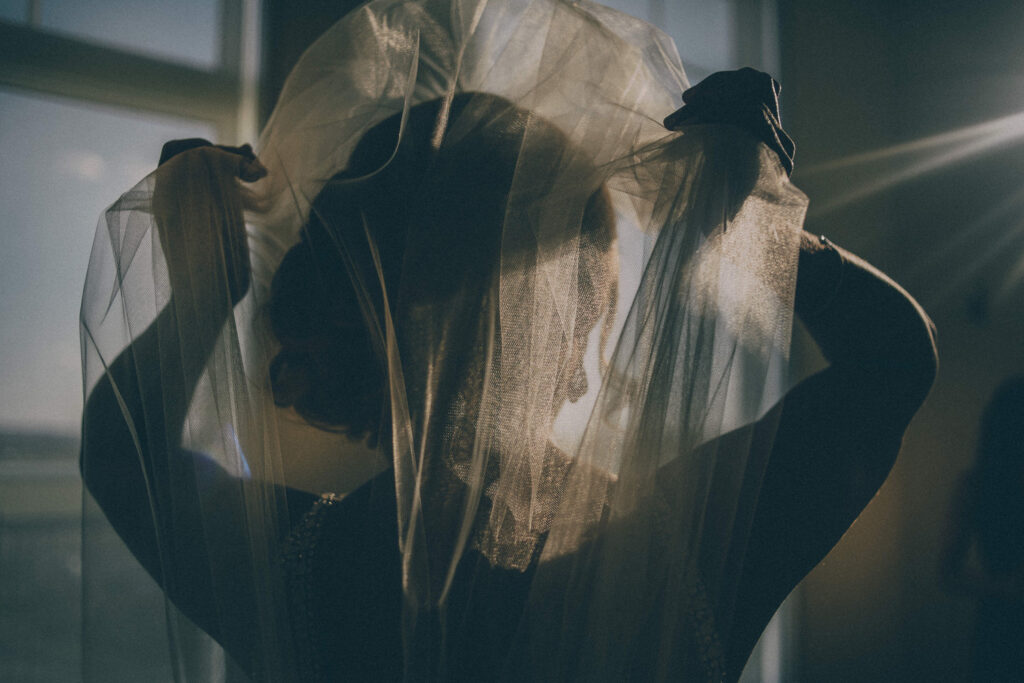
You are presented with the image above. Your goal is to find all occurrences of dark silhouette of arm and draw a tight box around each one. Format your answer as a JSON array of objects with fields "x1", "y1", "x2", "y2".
[
  {"x1": 725, "y1": 231, "x2": 938, "y2": 679},
  {"x1": 80, "y1": 143, "x2": 312, "y2": 668}
]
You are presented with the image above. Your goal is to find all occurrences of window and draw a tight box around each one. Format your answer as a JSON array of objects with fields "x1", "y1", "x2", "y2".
[
  {"x1": 0, "y1": 3, "x2": 259, "y2": 680},
  {"x1": 598, "y1": 0, "x2": 781, "y2": 82},
  {"x1": 5, "y1": 0, "x2": 222, "y2": 69}
]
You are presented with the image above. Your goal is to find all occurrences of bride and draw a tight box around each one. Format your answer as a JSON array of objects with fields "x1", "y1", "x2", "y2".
[{"x1": 79, "y1": 1, "x2": 937, "y2": 680}]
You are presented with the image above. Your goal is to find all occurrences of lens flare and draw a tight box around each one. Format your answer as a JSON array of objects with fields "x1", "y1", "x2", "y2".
[
  {"x1": 804, "y1": 111, "x2": 1024, "y2": 218},
  {"x1": 801, "y1": 111, "x2": 1024, "y2": 309}
]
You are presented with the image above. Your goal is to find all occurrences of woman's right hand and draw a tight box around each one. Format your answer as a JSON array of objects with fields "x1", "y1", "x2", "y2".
[{"x1": 152, "y1": 139, "x2": 267, "y2": 309}]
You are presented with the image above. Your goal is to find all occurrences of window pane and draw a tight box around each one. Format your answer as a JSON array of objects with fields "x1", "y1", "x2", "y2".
[
  {"x1": 0, "y1": 433, "x2": 81, "y2": 682},
  {"x1": 591, "y1": 0, "x2": 737, "y2": 80},
  {"x1": 0, "y1": 86, "x2": 216, "y2": 680},
  {"x1": 0, "y1": 0, "x2": 27, "y2": 22},
  {"x1": 664, "y1": 0, "x2": 738, "y2": 79},
  {"x1": 39, "y1": 0, "x2": 221, "y2": 70},
  {"x1": 0, "y1": 86, "x2": 216, "y2": 436}
]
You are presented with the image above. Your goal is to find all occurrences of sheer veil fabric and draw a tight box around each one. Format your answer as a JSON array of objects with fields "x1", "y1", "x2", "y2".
[{"x1": 80, "y1": 0, "x2": 808, "y2": 680}]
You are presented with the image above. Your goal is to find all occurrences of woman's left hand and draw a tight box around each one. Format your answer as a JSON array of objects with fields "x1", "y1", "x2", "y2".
[{"x1": 664, "y1": 67, "x2": 795, "y2": 176}]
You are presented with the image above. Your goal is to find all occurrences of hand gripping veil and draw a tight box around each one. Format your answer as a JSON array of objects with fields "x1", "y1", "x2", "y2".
[{"x1": 80, "y1": 0, "x2": 808, "y2": 680}]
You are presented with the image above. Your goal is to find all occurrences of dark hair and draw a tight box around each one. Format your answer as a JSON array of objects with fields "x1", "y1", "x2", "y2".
[{"x1": 268, "y1": 93, "x2": 617, "y2": 441}]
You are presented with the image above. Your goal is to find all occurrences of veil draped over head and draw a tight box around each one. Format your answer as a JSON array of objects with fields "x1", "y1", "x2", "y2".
[{"x1": 80, "y1": 0, "x2": 807, "y2": 680}]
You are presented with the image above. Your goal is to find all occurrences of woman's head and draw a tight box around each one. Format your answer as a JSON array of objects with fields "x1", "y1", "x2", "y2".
[{"x1": 268, "y1": 93, "x2": 617, "y2": 440}]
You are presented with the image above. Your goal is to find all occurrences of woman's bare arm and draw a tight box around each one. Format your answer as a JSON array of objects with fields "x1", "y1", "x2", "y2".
[
  {"x1": 725, "y1": 231, "x2": 939, "y2": 678},
  {"x1": 79, "y1": 144, "x2": 308, "y2": 664}
]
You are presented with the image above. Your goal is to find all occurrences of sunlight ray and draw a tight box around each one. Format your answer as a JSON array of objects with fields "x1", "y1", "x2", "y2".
[
  {"x1": 908, "y1": 184, "x2": 1024, "y2": 279},
  {"x1": 994, "y1": 247, "x2": 1024, "y2": 303},
  {"x1": 807, "y1": 122, "x2": 1024, "y2": 217},
  {"x1": 922, "y1": 216, "x2": 1024, "y2": 309},
  {"x1": 802, "y1": 111, "x2": 1024, "y2": 175}
]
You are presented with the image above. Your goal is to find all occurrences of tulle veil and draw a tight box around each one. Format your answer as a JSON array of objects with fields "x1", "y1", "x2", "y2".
[{"x1": 79, "y1": 0, "x2": 807, "y2": 679}]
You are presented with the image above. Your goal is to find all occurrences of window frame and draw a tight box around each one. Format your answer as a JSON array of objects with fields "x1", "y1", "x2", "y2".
[{"x1": 0, "y1": 0, "x2": 259, "y2": 142}]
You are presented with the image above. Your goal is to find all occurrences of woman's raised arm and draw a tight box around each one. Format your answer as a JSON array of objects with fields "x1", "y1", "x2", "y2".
[
  {"x1": 725, "y1": 231, "x2": 938, "y2": 678},
  {"x1": 78, "y1": 143, "x2": 305, "y2": 664}
]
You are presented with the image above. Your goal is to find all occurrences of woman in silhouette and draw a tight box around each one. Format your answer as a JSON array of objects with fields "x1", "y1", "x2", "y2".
[{"x1": 79, "y1": 2, "x2": 937, "y2": 680}]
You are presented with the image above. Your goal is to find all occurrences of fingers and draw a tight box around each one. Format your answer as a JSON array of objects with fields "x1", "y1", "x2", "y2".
[
  {"x1": 664, "y1": 68, "x2": 795, "y2": 176},
  {"x1": 159, "y1": 138, "x2": 214, "y2": 166},
  {"x1": 239, "y1": 155, "x2": 269, "y2": 183},
  {"x1": 217, "y1": 143, "x2": 255, "y2": 158},
  {"x1": 159, "y1": 139, "x2": 268, "y2": 182},
  {"x1": 677, "y1": 68, "x2": 781, "y2": 122},
  {"x1": 216, "y1": 143, "x2": 265, "y2": 180},
  {"x1": 201, "y1": 145, "x2": 268, "y2": 183},
  {"x1": 663, "y1": 105, "x2": 703, "y2": 130},
  {"x1": 223, "y1": 148, "x2": 267, "y2": 183},
  {"x1": 212, "y1": 146, "x2": 269, "y2": 208}
]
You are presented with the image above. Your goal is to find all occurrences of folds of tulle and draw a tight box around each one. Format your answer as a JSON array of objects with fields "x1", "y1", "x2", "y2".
[{"x1": 80, "y1": 0, "x2": 808, "y2": 680}]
